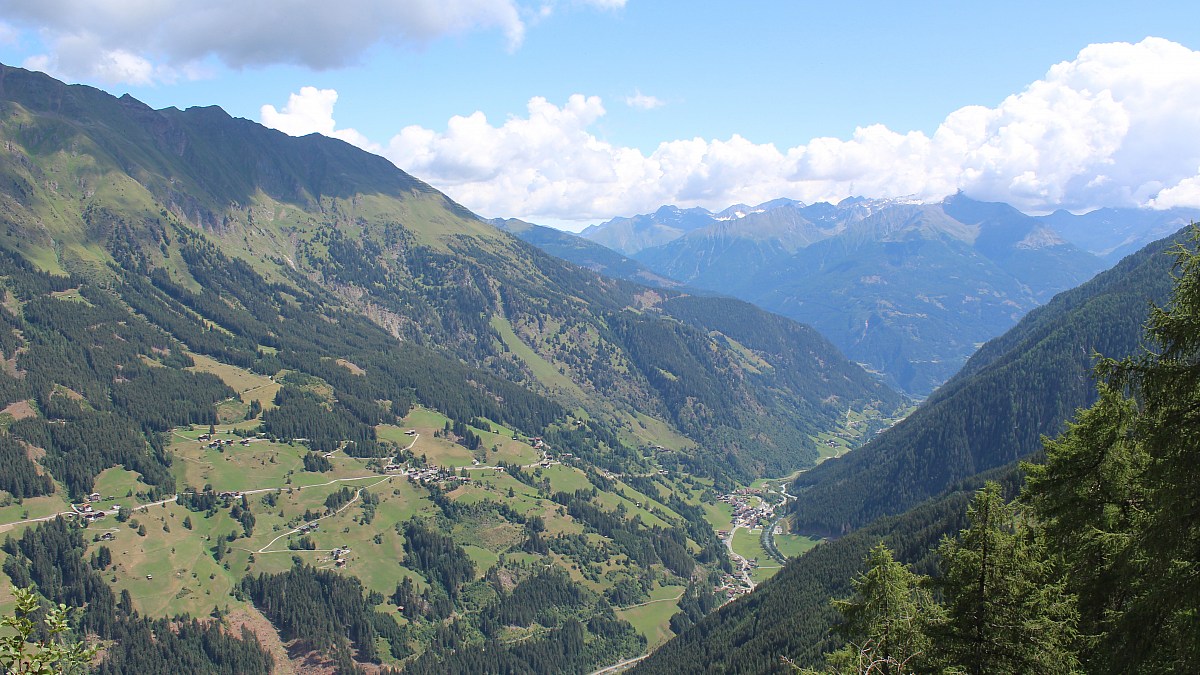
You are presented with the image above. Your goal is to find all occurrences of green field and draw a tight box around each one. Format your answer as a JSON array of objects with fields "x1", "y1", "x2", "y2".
[
  {"x1": 775, "y1": 533, "x2": 822, "y2": 558},
  {"x1": 620, "y1": 412, "x2": 695, "y2": 453},
  {"x1": 93, "y1": 466, "x2": 152, "y2": 499},
  {"x1": 187, "y1": 353, "x2": 280, "y2": 408},
  {"x1": 388, "y1": 408, "x2": 542, "y2": 468},
  {"x1": 0, "y1": 494, "x2": 72, "y2": 532},
  {"x1": 751, "y1": 564, "x2": 784, "y2": 584},
  {"x1": 701, "y1": 501, "x2": 735, "y2": 533},
  {"x1": 539, "y1": 464, "x2": 594, "y2": 493},
  {"x1": 731, "y1": 528, "x2": 771, "y2": 565},
  {"x1": 615, "y1": 584, "x2": 686, "y2": 648},
  {"x1": 102, "y1": 501, "x2": 248, "y2": 618}
]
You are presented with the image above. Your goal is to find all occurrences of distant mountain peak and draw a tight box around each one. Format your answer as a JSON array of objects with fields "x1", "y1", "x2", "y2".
[{"x1": 1016, "y1": 224, "x2": 1069, "y2": 249}]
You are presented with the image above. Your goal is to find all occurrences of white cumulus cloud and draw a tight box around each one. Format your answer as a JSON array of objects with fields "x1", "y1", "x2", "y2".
[
  {"x1": 264, "y1": 37, "x2": 1200, "y2": 224},
  {"x1": 260, "y1": 87, "x2": 376, "y2": 148},
  {"x1": 624, "y1": 90, "x2": 664, "y2": 110},
  {"x1": 3, "y1": 0, "x2": 527, "y2": 84}
]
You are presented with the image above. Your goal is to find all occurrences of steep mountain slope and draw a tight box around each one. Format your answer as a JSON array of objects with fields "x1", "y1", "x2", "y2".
[
  {"x1": 490, "y1": 217, "x2": 682, "y2": 289},
  {"x1": 0, "y1": 249, "x2": 652, "y2": 667},
  {"x1": 635, "y1": 226, "x2": 1196, "y2": 674},
  {"x1": 941, "y1": 193, "x2": 1106, "y2": 302},
  {"x1": 0, "y1": 63, "x2": 902, "y2": 483},
  {"x1": 788, "y1": 227, "x2": 1185, "y2": 535},
  {"x1": 626, "y1": 197, "x2": 1105, "y2": 395}
]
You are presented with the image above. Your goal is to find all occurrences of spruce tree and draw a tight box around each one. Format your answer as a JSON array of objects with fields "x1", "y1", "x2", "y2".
[
  {"x1": 1027, "y1": 229, "x2": 1200, "y2": 672},
  {"x1": 824, "y1": 543, "x2": 939, "y2": 675},
  {"x1": 1023, "y1": 386, "x2": 1146, "y2": 669},
  {"x1": 932, "y1": 483, "x2": 1080, "y2": 675}
]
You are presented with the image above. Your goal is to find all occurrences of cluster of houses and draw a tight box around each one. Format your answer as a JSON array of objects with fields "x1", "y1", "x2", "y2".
[
  {"x1": 718, "y1": 490, "x2": 774, "y2": 530},
  {"x1": 715, "y1": 568, "x2": 756, "y2": 600},
  {"x1": 297, "y1": 521, "x2": 320, "y2": 534},
  {"x1": 384, "y1": 464, "x2": 468, "y2": 485},
  {"x1": 198, "y1": 433, "x2": 254, "y2": 449},
  {"x1": 329, "y1": 546, "x2": 352, "y2": 567},
  {"x1": 71, "y1": 492, "x2": 119, "y2": 522}
]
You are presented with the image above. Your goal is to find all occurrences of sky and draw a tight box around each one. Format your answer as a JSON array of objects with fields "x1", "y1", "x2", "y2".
[{"x1": 1, "y1": 1, "x2": 1199, "y2": 230}]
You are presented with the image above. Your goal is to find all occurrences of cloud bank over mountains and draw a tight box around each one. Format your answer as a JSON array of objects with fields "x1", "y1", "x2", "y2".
[
  {"x1": 2, "y1": 0, "x2": 625, "y2": 83},
  {"x1": 260, "y1": 38, "x2": 1200, "y2": 225}
]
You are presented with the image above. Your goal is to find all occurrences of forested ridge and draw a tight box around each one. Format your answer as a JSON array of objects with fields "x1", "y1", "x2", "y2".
[
  {"x1": 788, "y1": 227, "x2": 1185, "y2": 535},
  {"x1": 638, "y1": 230, "x2": 1200, "y2": 674},
  {"x1": 790, "y1": 234, "x2": 1200, "y2": 672}
]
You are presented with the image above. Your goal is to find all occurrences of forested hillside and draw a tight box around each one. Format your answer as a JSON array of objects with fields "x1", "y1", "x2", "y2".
[
  {"x1": 0, "y1": 62, "x2": 901, "y2": 482},
  {"x1": 0, "y1": 63, "x2": 910, "y2": 673},
  {"x1": 788, "y1": 227, "x2": 1186, "y2": 535},
  {"x1": 640, "y1": 229, "x2": 1200, "y2": 673},
  {"x1": 633, "y1": 466, "x2": 1018, "y2": 674}
]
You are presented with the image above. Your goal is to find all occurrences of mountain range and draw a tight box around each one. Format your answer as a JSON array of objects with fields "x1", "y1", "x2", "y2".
[
  {"x1": 573, "y1": 195, "x2": 1199, "y2": 395},
  {"x1": 0, "y1": 63, "x2": 904, "y2": 481}
]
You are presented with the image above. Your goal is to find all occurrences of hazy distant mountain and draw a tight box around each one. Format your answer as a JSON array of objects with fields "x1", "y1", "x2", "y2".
[
  {"x1": 490, "y1": 217, "x2": 682, "y2": 289},
  {"x1": 1040, "y1": 205, "x2": 1200, "y2": 263},
  {"x1": 789, "y1": 225, "x2": 1185, "y2": 535},
  {"x1": 579, "y1": 205, "x2": 718, "y2": 255},
  {"x1": 608, "y1": 195, "x2": 1105, "y2": 395}
]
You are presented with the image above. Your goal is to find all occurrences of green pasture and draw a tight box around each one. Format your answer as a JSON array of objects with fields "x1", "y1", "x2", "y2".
[
  {"x1": 774, "y1": 532, "x2": 822, "y2": 558},
  {"x1": 615, "y1": 584, "x2": 686, "y2": 648},
  {"x1": 732, "y1": 528, "x2": 771, "y2": 565},
  {"x1": 490, "y1": 314, "x2": 587, "y2": 400},
  {"x1": 187, "y1": 353, "x2": 280, "y2": 408}
]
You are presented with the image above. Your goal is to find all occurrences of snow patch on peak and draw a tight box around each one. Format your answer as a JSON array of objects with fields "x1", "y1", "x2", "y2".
[{"x1": 715, "y1": 208, "x2": 765, "y2": 221}]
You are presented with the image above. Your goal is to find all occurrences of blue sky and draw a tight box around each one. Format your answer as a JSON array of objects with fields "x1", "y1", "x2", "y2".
[{"x1": 2, "y1": 1, "x2": 1200, "y2": 228}]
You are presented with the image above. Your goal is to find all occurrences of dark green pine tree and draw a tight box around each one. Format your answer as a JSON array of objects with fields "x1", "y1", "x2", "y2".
[
  {"x1": 1023, "y1": 386, "x2": 1147, "y2": 670},
  {"x1": 817, "y1": 543, "x2": 940, "y2": 675},
  {"x1": 1027, "y1": 229, "x2": 1200, "y2": 673},
  {"x1": 931, "y1": 483, "x2": 1081, "y2": 675},
  {"x1": 1106, "y1": 232, "x2": 1200, "y2": 673}
]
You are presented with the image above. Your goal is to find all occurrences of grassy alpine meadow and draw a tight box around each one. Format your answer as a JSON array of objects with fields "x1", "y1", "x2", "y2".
[
  {"x1": 0, "y1": 494, "x2": 73, "y2": 533},
  {"x1": 91, "y1": 467, "x2": 153, "y2": 500},
  {"x1": 490, "y1": 314, "x2": 590, "y2": 401},
  {"x1": 98, "y1": 501, "x2": 247, "y2": 619},
  {"x1": 615, "y1": 583, "x2": 688, "y2": 648}
]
